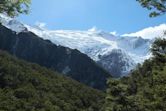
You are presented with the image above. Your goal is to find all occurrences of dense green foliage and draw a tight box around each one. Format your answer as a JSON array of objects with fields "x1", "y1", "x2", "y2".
[
  {"x1": 0, "y1": 50, "x2": 105, "y2": 111},
  {"x1": 105, "y1": 38, "x2": 166, "y2": 111},
  {"x1": 137, "y1": 0, "x2": 166, "y2": 17},
  {"x1": 151, "y1": 38, "x2": 166, "y2": 62},
  {"x1": 0, "y1": 0, "x2": 30, "y2": 17}
]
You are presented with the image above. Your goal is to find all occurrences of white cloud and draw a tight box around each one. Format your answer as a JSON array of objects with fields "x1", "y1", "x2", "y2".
[
  {"x1": 122, "y1": 24, "x2": 166, "y2": 39},
  {"x1": 35, "y1": 21, "x2": 46, "y2": 29},
  {"x1": 88, "y1": 26, "x2": 98, "y2": 32},
  {"x1": 110, "y1": 31, "x2": 118, "y2": 36}
]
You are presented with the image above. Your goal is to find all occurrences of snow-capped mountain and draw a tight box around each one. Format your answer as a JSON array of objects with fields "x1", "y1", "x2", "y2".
[
  {"x1": 0, "y1": 14, "x2": 163, "y2": 77},
  {"x1": 0, "y1": 14, "x2": 27, "y2": 33}
]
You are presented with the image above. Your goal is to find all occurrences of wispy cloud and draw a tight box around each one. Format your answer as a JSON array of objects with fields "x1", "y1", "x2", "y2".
[
  {"x1": 35, "y1": 21, "x2": 47, "y2": 29},
  {"x1": 88, "y1": 26, "x2": 99, "y2": 32},
  {"x1": 122, "y1": 24, "x2": 166, "y2": 39},
  {"x1": 110, "y1": 31, "x2": 118, "y2": 36}
]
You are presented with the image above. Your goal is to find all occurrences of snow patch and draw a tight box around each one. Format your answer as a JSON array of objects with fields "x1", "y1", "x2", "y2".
[
  {"x1": 62, "y1": 66, "x2": 71, "y2": 74},
  {"x1": 122, "y1": 24, "x2": 166, "y2": 39}
]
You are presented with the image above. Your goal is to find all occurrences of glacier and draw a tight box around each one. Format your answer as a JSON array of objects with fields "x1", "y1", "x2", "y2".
[{"x1": 1, "y1": 14, "x2": 164, "y2": 77}]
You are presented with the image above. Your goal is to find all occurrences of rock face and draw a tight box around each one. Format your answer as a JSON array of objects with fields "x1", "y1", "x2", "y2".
[
  {"x1": 0, "y1": 25, "x2": 110, "y2": 90},
  {"x1": 97, "y1": 49, "x2": 136, "y2": 77}
]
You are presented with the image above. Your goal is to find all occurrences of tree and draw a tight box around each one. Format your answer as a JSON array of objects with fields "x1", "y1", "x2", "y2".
[
  {"x1": 151, "y1": 38, "x2": 166, "y2": 62},
  {"x1": 137, "y1": 0, "x2": 166, "y2": 17},
  {"x1": 105, "y1": 79, "x2": 132, "y2": 111},
  {"x1": 0, "y1": 0, "x2": 31, "y2": 17}
]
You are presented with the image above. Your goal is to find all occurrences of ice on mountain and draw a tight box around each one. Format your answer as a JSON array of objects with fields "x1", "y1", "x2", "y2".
[{"x1": 0, "y1": 13, "x2": 156, "y2": 77}]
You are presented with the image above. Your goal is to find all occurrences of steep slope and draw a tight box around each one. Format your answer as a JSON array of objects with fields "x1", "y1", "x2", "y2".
[
  {"x1": 0, "y1": 14, "x2": 153, "y2": 77},
  {"x1": 0, "y1": 50, "x2": 105, "y2": 111},
  {"x1": 0, "y1": 25, "x2": 110, "y2": 90}
]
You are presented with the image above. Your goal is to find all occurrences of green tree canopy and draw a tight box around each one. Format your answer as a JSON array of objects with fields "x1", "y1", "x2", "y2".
[
  {"x1": 151, "y1": 38, "x2": 166, "y2": 62},
  {"x1": 137, "y1": 0, "x2": 166, "y2": 17},
  {"x1": 0, "y1": 0, "x2": 31, "y2": 17}
]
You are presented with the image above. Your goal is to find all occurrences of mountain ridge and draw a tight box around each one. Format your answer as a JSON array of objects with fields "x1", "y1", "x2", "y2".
[
  {"x1": 1, "y1": 14, "x2": 165, "y2": 77},
  {"x1": 0, "y1": 24, "x2": 110, "y2": 90}
]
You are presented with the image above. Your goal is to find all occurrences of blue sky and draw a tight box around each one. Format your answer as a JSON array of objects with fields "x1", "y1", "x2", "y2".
[{"x1": 18, "y1": 0, "x2": 166, "y2": 34}]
